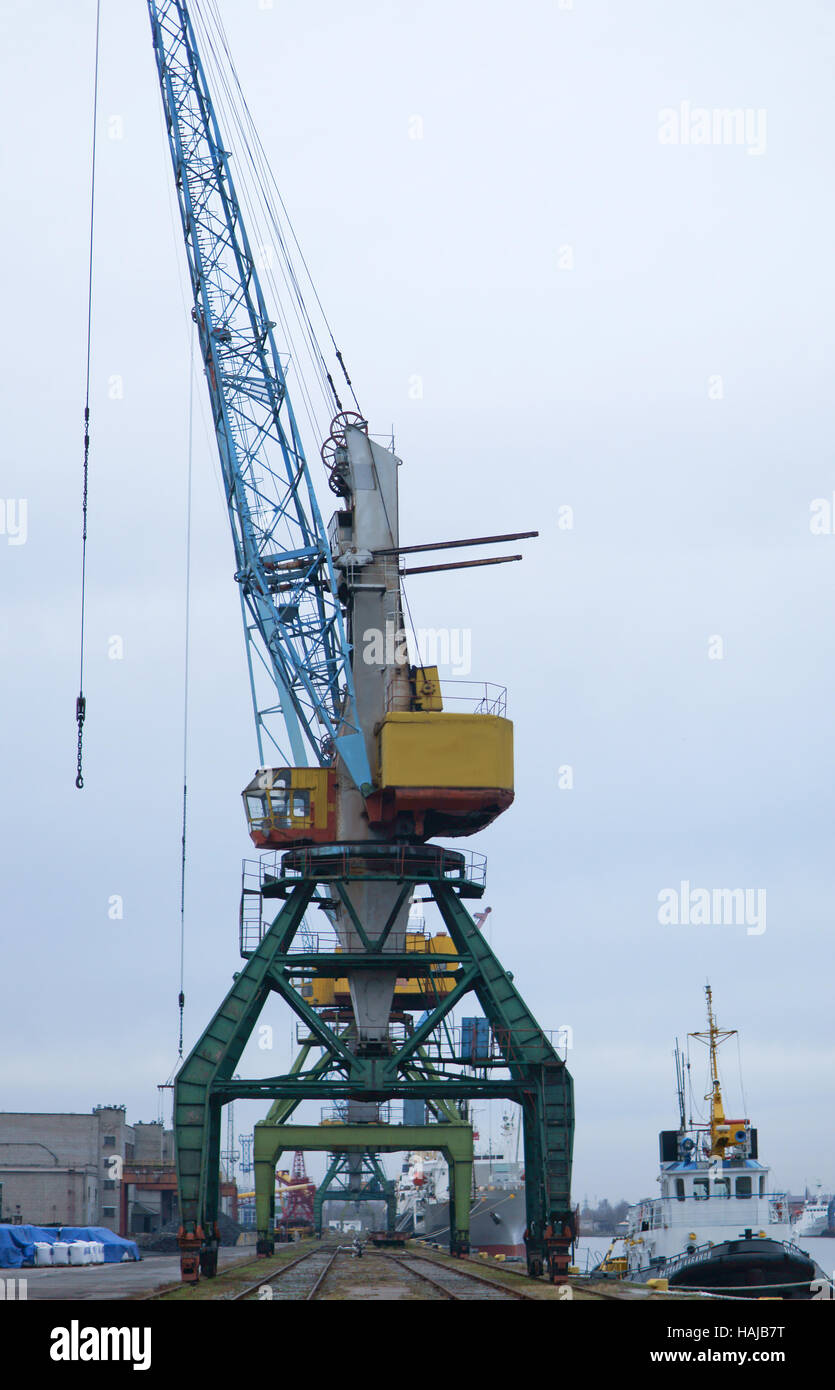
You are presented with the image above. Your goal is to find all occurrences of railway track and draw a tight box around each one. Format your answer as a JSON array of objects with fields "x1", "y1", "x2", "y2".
[
  {"x1": 377, "y1": 1250, "x2": 537, "y2": 1301},
  {"x1": 142, "y1": 1242, "x2": 576, "y2": 1301},
  {"x1": 232, "y1": 1246, "x2": 340, "y2": 1300}
]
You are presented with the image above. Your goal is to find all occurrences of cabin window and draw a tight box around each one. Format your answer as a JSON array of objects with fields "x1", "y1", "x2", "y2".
[
  {"x1": 675, "y1": 1179, "x2": 685, "y2": 1202},
  {"x1": 693, "y1": 1178, "x2": 709, "y2": 1200},
  {"x1": 246, "y1": 794, "x2": 268, "y2": 821},
  {"x1": 291, "y1": 790, "x2": 310, "y2": 819},
  {"x1": 736, "y1": 1176, "x2": 752, "y2": 1199},
  {"x1": 713, "y1": 1178, "x2": 730, "y2": 1200},
  {"x1": 759, "y1": 1176, "x2": 765, "y2": 1197}
]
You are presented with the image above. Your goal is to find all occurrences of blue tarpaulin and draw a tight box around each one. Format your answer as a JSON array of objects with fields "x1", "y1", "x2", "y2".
[
  {"x1": 0, "y1": 1224, "x2": 140, "y2": 1267},
  {"x1": 0, "y1": 1225, "x2": 59, "y2": 1268}
]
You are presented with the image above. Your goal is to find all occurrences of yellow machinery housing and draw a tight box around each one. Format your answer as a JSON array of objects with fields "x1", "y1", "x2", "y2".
[
  {"x1": 411, "y1": 665, "x2": 444, "y2": 711},
  {"x1": 298, "y1": 931, "x2": 458, "y2": 1011},
  {"x1": 367, "y1": 710, "x2": 514, "y2": 838}
]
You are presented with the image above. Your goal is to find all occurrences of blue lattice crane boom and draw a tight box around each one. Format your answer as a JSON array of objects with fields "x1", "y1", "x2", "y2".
[{"x1": 148, "y1": 0, "x2": 372, "y2": 794}]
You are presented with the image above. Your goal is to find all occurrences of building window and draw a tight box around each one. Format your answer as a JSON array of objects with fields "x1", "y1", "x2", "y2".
[
  {"x1": 104, "y1": 1180, "x2": 116, "y2": 1191},
  {"x1": 736, "y1": 1176, "x2": 752, "y2": 1198},
  {"x1": 102, "y1": 1207, "x2": 116, "y2": 1218},
  {"x1": 103, "y1": 1135, "x2": 116, "y2": 1149},
  {"x1": 675, "y1": 1179, "x2": 685, "y2": 1202}
]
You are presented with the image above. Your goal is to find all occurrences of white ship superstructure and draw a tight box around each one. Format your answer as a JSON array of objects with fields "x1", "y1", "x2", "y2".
[
  {"x1": 396, "y1": 1150, "x2": 449, "y2": 1236},
  {"x1": 396, "y1": 1112, "x2": 526, "y2": 1254},
  {"x1": 621, "y1": 1152, "x2": 795, "y2": 1276}
]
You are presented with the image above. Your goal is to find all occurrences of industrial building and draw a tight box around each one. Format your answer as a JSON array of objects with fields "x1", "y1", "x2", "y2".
[{"x1": 0, "y1": 1106, "x2": 177, "y2": 1236}]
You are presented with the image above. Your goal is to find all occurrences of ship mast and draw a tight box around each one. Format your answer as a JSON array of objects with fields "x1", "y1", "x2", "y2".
[
  {"x1": 704, "y1": 984, "x2": 727, "y2": 1153},
  {"x1": 688, "y1": 983, "x2": 740, "y2": 1157},
  {"x1": 673, "y1": 1040, "x2": 687, "y2": 1133}
]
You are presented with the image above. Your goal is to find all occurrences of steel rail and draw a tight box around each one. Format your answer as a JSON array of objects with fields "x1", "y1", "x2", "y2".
[
  {"x1": 304, "y1": 1249, "x2": 339, "y2": 1300},
  {"x1": 230, "y1": 1246, "x2": 336, "y2": 1301},
  {"x1": 379, "y1": 1250, "x2": 535, "y2": 1301},
  {"x1": 374, "y1": 1251, "x2": 456, "y2": 1300}
]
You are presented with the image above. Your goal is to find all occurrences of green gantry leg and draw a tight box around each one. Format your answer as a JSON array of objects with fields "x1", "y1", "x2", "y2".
[
  {"x1": 173, "y1": 882, "x2": 313, "y2": 1278},
  {"x1": 430, "y1": 882, "x2": 575, "y2": 1279},
  {"x1": 312, "y1": 1153, "x2": 343, "y2": 1237}
]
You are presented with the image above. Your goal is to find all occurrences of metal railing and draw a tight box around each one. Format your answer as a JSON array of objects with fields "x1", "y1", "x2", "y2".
[
  {"x1": 416, "y1": 1024, "x2": 569, "y2": 1069},
  {"x1": 319, "y1": 1103, "x2": 392, "y2": 1126},
  {"x1": 439, "y1": 681, "x2": 507, "y2": 717},
  {"x1": 256, "y1": 844, "x2": 487, "y2": 889},
  {"x1": 239, "y1": 867, "x2": 331, "y2": 955},
  {"x1": 385, "y1": 677, "x2": 507, "y2": 717}
]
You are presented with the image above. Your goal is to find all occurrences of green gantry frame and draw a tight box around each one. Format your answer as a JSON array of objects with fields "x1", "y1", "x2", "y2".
[
  {"x1": 252, "y1": 1123, "x2": 472, "y2": 1244},
  {"x1": 174, "y1": 845, "x2": 574, "y2": 1280},
  {"x1": 312, "y1": 1150, "x2": 396, "y2": 1235}
]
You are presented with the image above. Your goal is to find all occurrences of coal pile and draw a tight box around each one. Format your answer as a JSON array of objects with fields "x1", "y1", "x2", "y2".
[{"x1": 139, "y1": 1211, "x2": 245, "y2": 1253}]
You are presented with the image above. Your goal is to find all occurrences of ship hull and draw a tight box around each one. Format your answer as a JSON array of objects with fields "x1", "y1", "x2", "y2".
[
  {"x1": 646, "y1": 1238, "x2": 818, "y2": 1300},
  {"x1": 401, "y1": 1188, "x2": 526, "y2": 1257},
  {"x1": 793, "y1": 1216, "x2": 829, "y2": 1238}
]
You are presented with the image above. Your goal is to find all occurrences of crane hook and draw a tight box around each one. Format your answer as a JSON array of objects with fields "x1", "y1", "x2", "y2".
[{"x1": 75, "y1": 694, "x2": 86, "y2": 789}]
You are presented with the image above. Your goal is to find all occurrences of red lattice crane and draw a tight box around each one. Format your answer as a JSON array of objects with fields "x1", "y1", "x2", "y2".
[{"x1": 277, "y1": 1152, "x2": 315, "y2": 1229}]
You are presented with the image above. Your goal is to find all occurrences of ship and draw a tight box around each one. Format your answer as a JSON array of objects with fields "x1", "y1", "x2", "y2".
[
  {"x1": 396, "y1": 1113, "x2": 526, "y2": 1257},
  {"x1": 793, "y1": 1184, "x2": 834, "y2": 1238},
  {"x1": 594, "y1": 985, "x2": 820, "y2": 1299}
]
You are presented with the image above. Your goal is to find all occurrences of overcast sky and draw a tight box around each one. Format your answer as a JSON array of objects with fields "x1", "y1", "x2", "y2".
[{"x1": 1, "y1": 0, "x2": 834, "y2": 1202}]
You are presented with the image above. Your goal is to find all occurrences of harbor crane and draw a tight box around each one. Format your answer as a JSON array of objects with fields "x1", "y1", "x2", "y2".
[{"x1": 147, "y1": 0, "x2": 574, "y2": 1281}]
